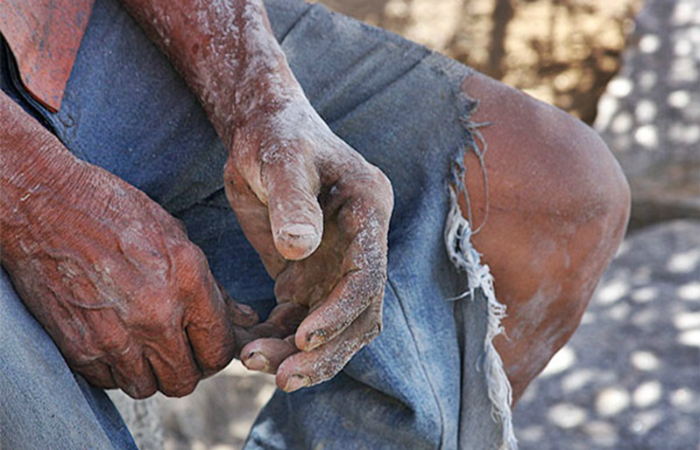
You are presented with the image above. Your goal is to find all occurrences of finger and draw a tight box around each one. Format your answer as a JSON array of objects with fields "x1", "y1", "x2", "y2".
[
  {"x1": 225, "y1": 160, "x2": 288, "y2": 277},
  {"x1": 294, "y1": 235, "x2": 387, "y2": 352},
  {"x1": 145, "y1": 331, "x2": 202, "y2": 397},
  {"x1": 240, "y1": 336, "x2": 298, "y2": 374},
  {"x1": 262, "y1": 152, "x2": 323, "y2": 261},
  {"x1": 73, "y1": 360, "x2": 118, "y2": 390},
  {"x1": 235, "y1": 303, "x2": 306, "y2": 373},
  {"x1": 294, "y1": 168, "x2": 391, "y2": 348},
  {"x1": 258, "y1": 302, "x2": 307, "y2": 336},
  {"x1": 185, "y1": 281, "x2": 239, "y2": 377},
  {"x1": 276, "y1": 304, "x2": 382, "y2": 392},
  {"x1": 233, "y1": 302, "x2": 307, "y2": 349},
  {"x1": 108, "y1": 348, "x2": 159, "y2": 399}
]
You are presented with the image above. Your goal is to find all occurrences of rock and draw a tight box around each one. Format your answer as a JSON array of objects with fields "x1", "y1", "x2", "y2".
[
  {"x1": 514, "y1": 220, "x2": 700, "y2": 450},
  {"x1": 595, "y1": 0, "x2": 700, "y2": 230}
]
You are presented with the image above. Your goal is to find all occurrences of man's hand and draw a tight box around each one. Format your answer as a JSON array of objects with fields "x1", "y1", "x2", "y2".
[
  {"x1": 3, "y1": 163, "x2": 261, "y2": 399},
  {"x1": 0, "y1": 93, "x2": 273, "y2": 398},
  {"x1": 116, "y1": 0, "x2": 394, "y2": 391},
  {"x1": 226, "y1": 99, "x2": 394, "y2": 392}
]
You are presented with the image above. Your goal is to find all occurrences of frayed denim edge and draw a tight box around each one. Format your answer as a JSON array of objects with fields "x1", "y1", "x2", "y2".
[
  {"x1": 425, "y1": 54, "x2": 518, "y2": 450},
  {"x1": 445, "y1": 190, "x2": 517, "y2": 450}
]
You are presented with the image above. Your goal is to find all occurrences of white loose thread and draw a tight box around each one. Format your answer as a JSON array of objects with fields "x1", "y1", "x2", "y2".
[{"x1": 445, "y1": 188, "x2": 518, "y2": 450}]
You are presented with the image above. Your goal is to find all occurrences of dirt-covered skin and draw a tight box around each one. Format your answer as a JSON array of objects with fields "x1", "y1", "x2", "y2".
[
  {"x1": 118, "y1": 0, "x2": 395, "y2": 393},
  {"x1": 1, "y1": 0, "x2": 629, "y2": 403},
  {"x1": 119, "y1": 0, "x2": 394, "y2": 392},
  {"x1": 227, "y1": 102, "x2": 393, "y2": 391},
  {"x1": 0, "y1": 0, "x2": 393, "y2": 396},
  {"x1": 0, "y1": 93, "x2": 307, "y2": 398}
]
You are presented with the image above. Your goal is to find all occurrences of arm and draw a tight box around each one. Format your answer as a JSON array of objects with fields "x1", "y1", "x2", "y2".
[
  {"x1": 117, "y1": 0, "x2": 394, "y2": 391},
  {"x1": 118, "y1": 0, "x2": 301, "y2": 145},
  {"x1": 0, "y1": 91, "x2": 288, "y2": 398}
]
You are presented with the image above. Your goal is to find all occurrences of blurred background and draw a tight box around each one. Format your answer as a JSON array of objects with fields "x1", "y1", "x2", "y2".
[
  {"x1": 111, "y1": 0, "x2": 700, "y2": 449},
  {"x1": 312, "y1": 0, "x2": 642, "y2": 124}
]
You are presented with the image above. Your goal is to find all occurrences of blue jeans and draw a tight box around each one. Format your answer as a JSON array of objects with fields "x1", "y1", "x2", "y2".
[{"x1": 0, "y1": 0, "x2": 516, "y2": 448}]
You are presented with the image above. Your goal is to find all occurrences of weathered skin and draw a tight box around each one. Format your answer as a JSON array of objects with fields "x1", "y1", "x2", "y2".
[
  {"x1": 118, "y1": 0, "x2": 394, "y2": 393},
  {"x1": 0, "y1": 0, "x2": 394, "y2": 396},
  {"x1": 0, "y1": 0, "x2": 629, "y2": 402},
  {"x1": 460, "y1": 73, "x2": 631, "y2": 403},
  {"x1": 0, "y1": 92, "x2": 308, "y2": 398}
]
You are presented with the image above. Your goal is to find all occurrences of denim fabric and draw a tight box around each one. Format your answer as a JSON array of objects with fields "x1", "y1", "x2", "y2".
[
  {"x1": 0, "y1": 0, "x2": 515, "y2": 448},
  {"x1": 0, "y1": 269, "x2": 138, "y2": 450}
]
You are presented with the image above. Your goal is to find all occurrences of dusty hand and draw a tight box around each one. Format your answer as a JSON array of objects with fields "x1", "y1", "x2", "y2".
[
  {"x1": 225, "y1": 98, "x2": 394, "y2": 392},
  {"x1": 4, "y1": 159, "x2": 274, "y2": 399}
]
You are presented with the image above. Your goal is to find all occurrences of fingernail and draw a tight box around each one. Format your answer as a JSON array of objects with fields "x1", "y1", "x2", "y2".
[
  {"x1": 238, "y1": 304, "x2": 255, "y2": 316},
  {"x1": 280, "y1": 223, "x2": 317, "y2": 238},
  {"x1": 243, "y1": 352, "x2": 270, "y2": 372},
  {"x1": 279, "y1": 224, "x2": 319, "y2": 248},
  {"x1": 284, "y1": 374, "x2": 310, "y2": 393},
  {"x1": 306, "y1": 330, "x2": 327, "y2": 351}
]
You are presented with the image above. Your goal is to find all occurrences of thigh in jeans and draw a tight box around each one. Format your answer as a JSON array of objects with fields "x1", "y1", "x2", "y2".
[{"x1": 2, "y1": 0, "x2": 513, "y2": 447}]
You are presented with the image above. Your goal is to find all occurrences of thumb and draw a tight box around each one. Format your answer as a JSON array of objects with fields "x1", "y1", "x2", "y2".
[
  {"x1": 263, "y1": 157, "x2": 323, "y2": 260},
  {"x1": 217, "y1": 281, "x2": 259, "y2": 328}
]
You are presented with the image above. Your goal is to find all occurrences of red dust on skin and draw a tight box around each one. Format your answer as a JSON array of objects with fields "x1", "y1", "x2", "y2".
[
  {"x1": 1, "y1": 0, "x2": 629, "y2": 403},
  {"x1": 0, "y1": 0, "x2": 394, "y2": 397},
  {"x1": 0, "y1": 92, "x2": 267, "y2": 399}
]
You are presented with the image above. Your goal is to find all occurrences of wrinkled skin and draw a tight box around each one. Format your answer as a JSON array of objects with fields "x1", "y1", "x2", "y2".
[
  {"x1": 1, "y1": 0, "x2": 629, "y2": 403},
  {"x1": 225, "y1": 101, "x2": 393, "y2": 391},
  {"x1": 0, "y1": 94, "x2": 305, "y2": 398},
  {"x1": 1, "y1": 0, "x2": 394, "y2": 397},
  {"x1": 118, "y1": 0, "x2": 395, "y2": 392}
]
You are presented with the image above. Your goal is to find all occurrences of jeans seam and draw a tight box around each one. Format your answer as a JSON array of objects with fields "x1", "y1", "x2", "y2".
[
  {"x1": 386, "y1": 276, "x2": 447, "y2": 450},
  {"x1": 274, "y1": 2, "x2": 315, "y2": 44}
]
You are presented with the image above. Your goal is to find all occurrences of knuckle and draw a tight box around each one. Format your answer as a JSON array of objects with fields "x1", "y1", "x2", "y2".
[
  {"x1": 173, "y1": 242, "x2": 208, "y2": 271},
  {"x1": 371, "y1": 168, "x2": 394, "y2": 212},
  {"x1": 98, "y1": 333, "x2": 133, "y2": 355},
  {"x1": 197, "y1": 344, "x2": 234, "y2": 376},
  {"x1": 363, "y1": 304, "x2": 384, "y2": 344},
  {"x1": 345, "y1": 164, "x2": 393, "y2": 216},
  {"x1": 359, "y1": 321, "x2": 382, "y2": 348},
  {"x1": 124, "y1": 380, "x2": 157, "y2": 400},
  {"x1": 369, "y1": 316, "x2": 383, "y2": 340},
  {"x1": 137, "y1": 303, "x2": 181, "y2": 333},
  {"x1": 372, "y1": 167, "x2": 392, "y2": 194},
  {"x1": 171, "y1": 243, "x2": 212, "y2": 293},
  {"x1": 161, "y1": 375, "x2": 199, "y2": 398}
]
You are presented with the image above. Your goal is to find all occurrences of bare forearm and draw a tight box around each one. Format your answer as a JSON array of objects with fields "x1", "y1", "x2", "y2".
[
  {"x1": 116, "y1": 1, "x2": 393, "y2": 393},
  {"x1": 0, "y1": 93, "x2": 88, "y2": 259},
  {"x1": 0, "y1": 93, "x2": 160, "y2": 269},
  {"x1": 118, "y1": 0, "x2": 302, "y2": 147}
]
